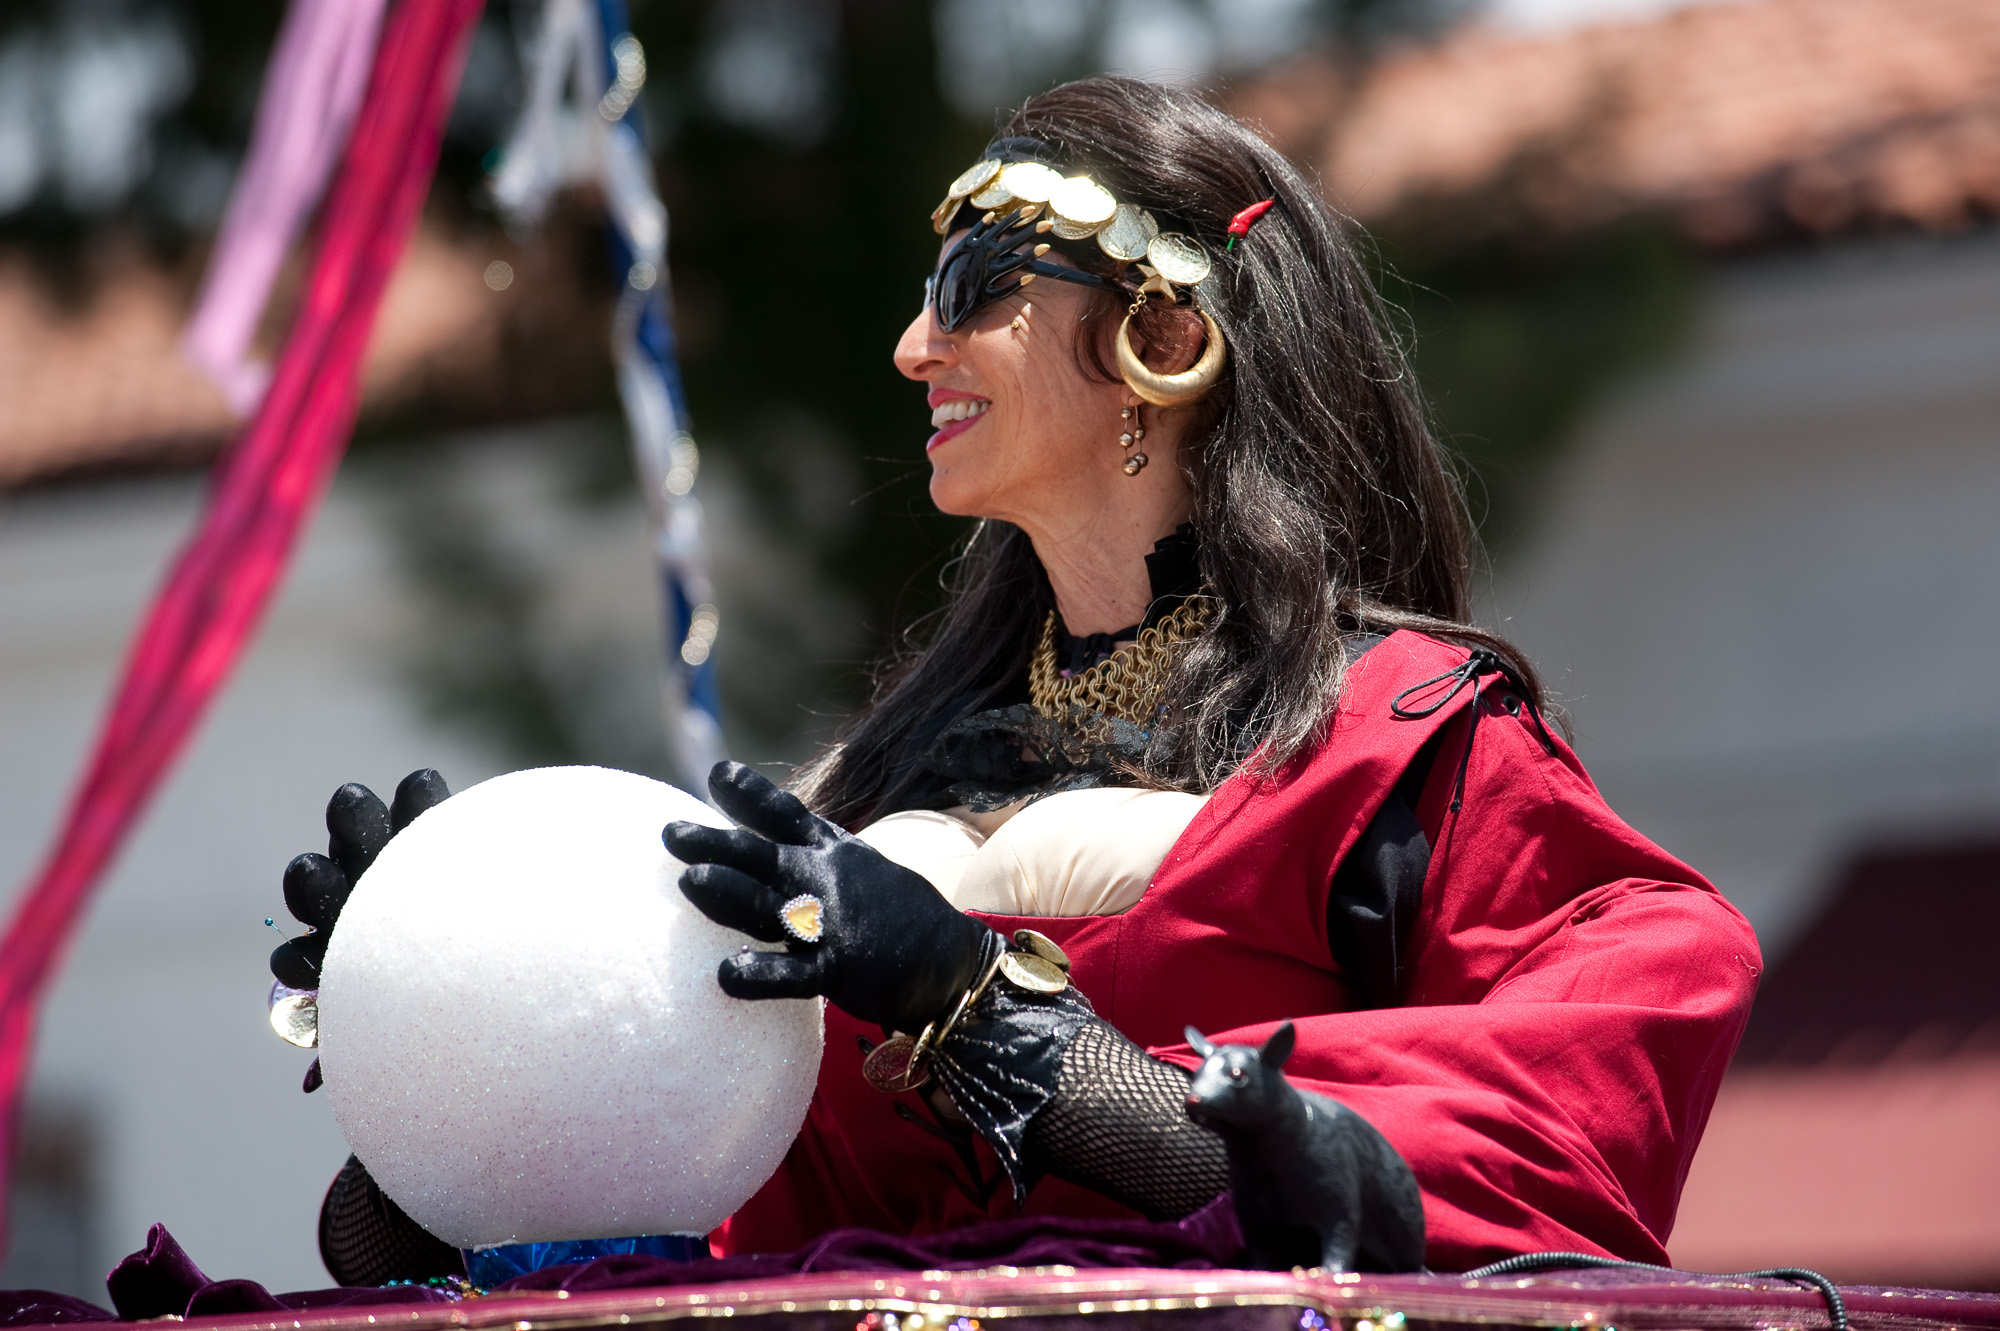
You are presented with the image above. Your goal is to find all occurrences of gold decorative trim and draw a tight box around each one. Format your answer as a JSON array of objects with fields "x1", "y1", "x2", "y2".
[
  {"x1": 181, "y1": 1261, "x2": 1880, "y2": 1331},
  {"x1": 186, "y1": 1269, "x2": 1847, "y2": 1331},
  {"x1": 363, "y1": 1286, "x2": 1387, "y2": 1331}
]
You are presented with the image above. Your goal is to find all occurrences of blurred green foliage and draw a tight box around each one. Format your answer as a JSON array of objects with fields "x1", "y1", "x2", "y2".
[{"x1": 633, "y1": 1, "x2": 988, "y2": 729}]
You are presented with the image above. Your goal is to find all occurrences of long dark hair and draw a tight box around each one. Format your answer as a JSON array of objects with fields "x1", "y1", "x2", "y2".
[{"x1": 796, "y1": 76, "x2": 1541, "y2": 828}]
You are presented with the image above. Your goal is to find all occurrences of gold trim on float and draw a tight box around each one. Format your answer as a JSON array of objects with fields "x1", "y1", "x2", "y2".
[
  {"x1": 395, "y1": 1291, "x2": 1401, "y2": 1330},
  {"x1": 168, "y1": 1271, "x2": 1872, "y2": 1331}
]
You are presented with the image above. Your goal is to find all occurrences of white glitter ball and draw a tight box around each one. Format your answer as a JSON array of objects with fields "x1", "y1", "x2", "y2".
[{"x1": 318, "y1": 765, "x2": 824, "y2": 1249}]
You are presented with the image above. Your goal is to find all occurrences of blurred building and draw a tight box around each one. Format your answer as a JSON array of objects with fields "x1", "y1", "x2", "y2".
[{"x1": 1239, "y1": 0, "x2": 2000, "y2": 1287}]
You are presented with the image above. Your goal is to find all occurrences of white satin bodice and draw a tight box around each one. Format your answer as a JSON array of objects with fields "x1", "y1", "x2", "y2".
[{"x1": 856, "y1": 786, "x2": 1209, "y2": 917}]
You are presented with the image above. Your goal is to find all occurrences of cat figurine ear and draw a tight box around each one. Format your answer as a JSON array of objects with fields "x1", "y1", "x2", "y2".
[
  {"x1": 1258, "y1": 1020, "x2": 1296, "y2": 1070},
  {"x1": 1185, "y1": 1025, "x2": 1217, "y2": 1057}
]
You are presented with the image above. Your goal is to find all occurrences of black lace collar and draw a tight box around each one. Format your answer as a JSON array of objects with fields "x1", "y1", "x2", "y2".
[{"x1": 1052, "y1": 523, "x2": 1202, "y2": 676}]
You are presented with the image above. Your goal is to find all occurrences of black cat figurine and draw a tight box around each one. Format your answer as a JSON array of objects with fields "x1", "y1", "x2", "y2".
[{"x1": 1184, "y1": 1021, "x2": 1426, "y2": 1272}]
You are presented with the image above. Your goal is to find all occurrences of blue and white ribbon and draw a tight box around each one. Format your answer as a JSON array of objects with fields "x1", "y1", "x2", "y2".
[{"x1": 491, "y1": 0, "x2": 724, "y2": 791}]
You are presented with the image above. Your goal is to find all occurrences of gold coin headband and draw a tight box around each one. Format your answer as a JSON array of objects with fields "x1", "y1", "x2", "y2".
[{"x1": 930, "y1": 157, "x2": 1214, "y2": 290}]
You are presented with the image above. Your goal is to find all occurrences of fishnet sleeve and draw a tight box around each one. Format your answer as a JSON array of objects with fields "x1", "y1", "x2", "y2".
[
  {"x1": 319, "y1": 1155, "x2": 464, "y2": 1286},
  {"x1": 932, "y1": 982, "x2": 1228, "y2": 1221},
  {"x1": 1025, "y1": 1019, "x2": 1230, "y2": 1220}
]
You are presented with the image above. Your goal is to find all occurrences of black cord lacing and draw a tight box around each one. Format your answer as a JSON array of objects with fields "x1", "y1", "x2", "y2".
[
  {"x1": 1460, "y1": 1252, "x2": 1848, "y2": 1331},
  {"x1": 1389, "y1": 649, "x2": 1557, "y2": 811}
]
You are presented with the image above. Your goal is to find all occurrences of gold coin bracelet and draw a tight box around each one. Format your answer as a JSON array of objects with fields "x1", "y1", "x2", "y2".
[{"x1": 861, "y1": 930, "x2": 1074, "y2": 1095}]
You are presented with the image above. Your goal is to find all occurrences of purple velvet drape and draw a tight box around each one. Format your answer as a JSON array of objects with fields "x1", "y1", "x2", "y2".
[{"x1": 11, "y1": 1200, "x2": 1246, "y2": 1323}]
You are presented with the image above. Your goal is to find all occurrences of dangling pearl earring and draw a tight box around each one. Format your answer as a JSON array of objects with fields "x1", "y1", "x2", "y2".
[
  {"x1": 1119, "y1": 404, "x2": 1148, "y2": 475},
  {"x1": 1011, "y1": 301, "x2": 1032, "y2": 332}
]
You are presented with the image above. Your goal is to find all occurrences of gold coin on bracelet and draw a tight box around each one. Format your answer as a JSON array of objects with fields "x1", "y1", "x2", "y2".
[
  {"x1": 861, "y1": 1034, "x2": 930, "y2": 1093},
  {"x1": 928, "y1": 951, "x2": 1002, "y2": 1051},
  {"x1": 1000, "y1": 951, "x2": 1069, "y2": 994},
  {"x1": 1012, "y1": 929, "x2": 1071, "y2": 972}
]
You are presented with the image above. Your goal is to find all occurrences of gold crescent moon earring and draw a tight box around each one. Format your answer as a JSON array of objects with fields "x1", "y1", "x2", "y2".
[{"x1": 1116, "y1": 307, "x2": 1227, "y2": 408}]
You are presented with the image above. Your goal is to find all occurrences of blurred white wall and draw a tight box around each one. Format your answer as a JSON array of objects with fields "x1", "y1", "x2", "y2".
[
  {"x1": 1492, "y1": 229, "x2": 2000, "y2": 958},
  {"x1": 0, "y1": 413, "x2": 846, "y2": 1298},
  {"x1": 0, "y1": 467, "x2": 514, "y2": 1296}
]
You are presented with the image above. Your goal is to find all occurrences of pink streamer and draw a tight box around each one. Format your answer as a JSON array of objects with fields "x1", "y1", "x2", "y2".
[{"x1": 181, "y1": 0, "x2": 389, "y2": 415}]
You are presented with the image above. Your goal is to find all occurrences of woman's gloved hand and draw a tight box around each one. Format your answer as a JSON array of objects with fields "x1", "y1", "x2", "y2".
[
  {"x1": 269, "y1": 770, "x2": 451, "y2": 991},
  {"x1": 664, "y1": 761, "x2": 999, "y2": 1035}
]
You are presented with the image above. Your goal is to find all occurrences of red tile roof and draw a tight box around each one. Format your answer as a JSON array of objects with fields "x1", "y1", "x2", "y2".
[
  {"x1": 0, "y1": 222, "x2": 602, "y2": 489},
  {"x1": 1674, "y1": 1054, "x2": 2000, "y2": 1286},
  {"x1": 1232, "y1": 0, "x2": 2000, "y2": 246},
  {"x1": 1731, "y1": 838, "x2": 2000, "y2": 1067},
  {"x1": 0, "y1": 247, "x2": 236, "y2": 487}
]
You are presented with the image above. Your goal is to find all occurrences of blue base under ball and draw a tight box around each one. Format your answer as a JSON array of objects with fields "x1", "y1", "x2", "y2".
[{"x1": 463, "y1": 1233, "x2": 710, "y2": 1286}]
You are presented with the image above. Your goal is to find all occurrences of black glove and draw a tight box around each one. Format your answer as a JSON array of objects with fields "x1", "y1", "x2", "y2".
[
  {"x1": 664, "y1": 761, "x2": 998, "y2": 1035},
  {"x1": 270, "y1": 770, "x2": 452, "y2": 992}
]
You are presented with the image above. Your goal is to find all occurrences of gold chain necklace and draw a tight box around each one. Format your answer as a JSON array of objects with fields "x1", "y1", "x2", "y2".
[{"x1": 1028, "y1": 596, "x2": 1213, "y2": 727}]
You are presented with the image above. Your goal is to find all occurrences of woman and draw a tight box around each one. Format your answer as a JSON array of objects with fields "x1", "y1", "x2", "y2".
[
  {"x1": 666, "y1": 75, "x2": 1757, "y2": 1270},
  {"x1": 288, "y1": 76, "x2": 1757, "y2": 1279}
]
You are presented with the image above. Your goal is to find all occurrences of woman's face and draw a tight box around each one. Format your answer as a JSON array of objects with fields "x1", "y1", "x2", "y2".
[{"x1": 893, "y1": 239, "x2": 1168, "y2": 538}]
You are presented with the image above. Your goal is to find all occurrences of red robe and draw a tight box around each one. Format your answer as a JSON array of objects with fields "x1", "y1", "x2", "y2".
[{"x1": 715, "y1": 631, "x2": 1761, "y2": 1270}]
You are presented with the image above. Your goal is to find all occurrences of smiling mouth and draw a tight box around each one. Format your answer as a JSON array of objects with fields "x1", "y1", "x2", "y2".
[{"x1": 930, "y1": 398, "x2": 989, "y2": 428}]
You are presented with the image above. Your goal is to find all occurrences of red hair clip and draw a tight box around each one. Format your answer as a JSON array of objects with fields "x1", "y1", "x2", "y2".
[{"x1": 1225, "y1": 198, "x2": 1276, "y2": 250}]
